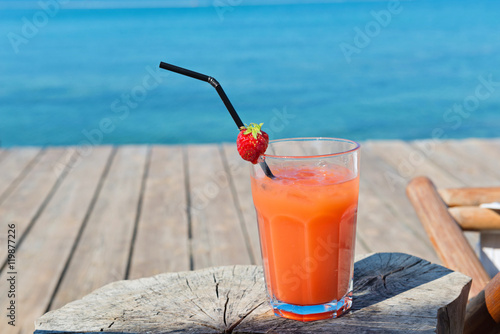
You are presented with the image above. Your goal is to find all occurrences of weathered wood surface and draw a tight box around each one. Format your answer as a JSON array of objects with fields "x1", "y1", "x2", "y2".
[
  {"x1": 35, "y1": 253, "x2": 471, "y2": 334},
  {"x1": 1, "y1": 139, "x2": 500, "y2": 334},
  {"x1": 449, "y1": 206, "x2": 500, "y2": 231},
  {"x1": 187, "y1": 145, "x2": 252, "y2": 268},
  {"x1": 0, "y1": 146, "x2": 112, "y2": 331},
  {"x1": 128, "y1": 146, "x2": 190, "y2": 278},
  {"x1": 49, "y1": 146, "x2": 149, "y2": 310},
  {"x1": 439, "y1": 187, "x2": 500, "y2": 207}
]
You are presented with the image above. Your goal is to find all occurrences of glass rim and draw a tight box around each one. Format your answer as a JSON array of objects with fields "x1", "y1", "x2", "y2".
[{"x1": 262, "y1": 137, "x2": 360, "y2": 160}]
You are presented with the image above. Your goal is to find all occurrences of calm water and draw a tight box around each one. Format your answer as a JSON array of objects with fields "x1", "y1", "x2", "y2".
[{"x1": 1, "y1": 0, "x2": 499, "y2": 147}]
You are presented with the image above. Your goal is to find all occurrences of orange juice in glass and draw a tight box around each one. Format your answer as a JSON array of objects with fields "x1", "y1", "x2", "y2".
[{"x1": 250, "y1": 138, "x2": 360, "y2": 321}]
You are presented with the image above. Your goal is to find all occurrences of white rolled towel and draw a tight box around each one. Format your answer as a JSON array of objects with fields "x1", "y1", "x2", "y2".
[{"x1": 479, "y1": 202, "x2": 500, "y2": 210}]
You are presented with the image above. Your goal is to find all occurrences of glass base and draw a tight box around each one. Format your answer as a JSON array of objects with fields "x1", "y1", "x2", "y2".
[{"x1": 270, "y1": 290, "x2": 353, "y2": 322}]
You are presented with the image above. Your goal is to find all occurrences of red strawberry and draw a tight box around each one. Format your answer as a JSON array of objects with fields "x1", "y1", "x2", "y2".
[{"x1": 236, "y1": 123, "x2": 269, "y2": 164}]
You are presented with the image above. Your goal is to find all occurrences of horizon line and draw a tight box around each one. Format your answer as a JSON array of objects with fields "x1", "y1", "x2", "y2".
[{"x1": 0, "y1": 0, "x2": 414, "y2": 10}]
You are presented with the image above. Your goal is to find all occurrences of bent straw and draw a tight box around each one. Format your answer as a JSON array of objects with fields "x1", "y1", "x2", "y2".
[{"x1": 159, "y1": 61, "x2": 275, "y2": 179}]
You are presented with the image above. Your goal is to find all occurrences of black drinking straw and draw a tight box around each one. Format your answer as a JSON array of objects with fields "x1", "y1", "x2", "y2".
[{"x1": 159, "y1": 62, "x2": 275, "y2": 179}]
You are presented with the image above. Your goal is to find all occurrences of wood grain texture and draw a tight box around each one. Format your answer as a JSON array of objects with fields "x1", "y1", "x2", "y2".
[
  {"x1": 35, "y1": 253, "x2": 471, "y2": 334},
  {"x1": 0, "y1": 146, "x2": 113, "y2": 334},
  {"x1": 0, "y1": 148, "x2": 66, "y2": 264},
  {"x1": 449, "y1": 206, "x2": 500, "y2": 230},
  {"x1": 464, "y1": 139, "x2": 500, "y2": 175},
  {"x1": 373, "y1": 140, "x2": 479, "y2": 254},
  {"x1": 412, "y1": 139, "x2": 498, "y2": 188},
  {"x1": 128, "y1": 145, "x2": 190, "y2": 279},
  {"x1": 221, "y1": 143, "x2": 261, "y2": 264},
  {"x1": 187, "y1": 145, "x2": 251, "y2": 269},
  {"x1": 440, "y1": 139, "x2": 500, "y2": 183},
  {"x1": 49, "y1": 146, "x2": 148, "y2": 310},
  {"x1": 0, "y1": 147, "x2": 41, "y2": 204},
  {"x1": 406, "y1": 177, "x2": 489, "y2": 297},
  {"x1": 370, "y1": 140, "x2": 463, "y2": 189},
  {"x1": 485, "y1": 272, "x2": 500, "y2": 324},
  {"x1": 2, "y1": 139, "x2": 499, "y2": 334},
  {"x1": 439, "y1": 188, "x2": 500, "y2": 207},
  {"x1": 359, "y1": 142, "x2": 439, "y2": 262}
]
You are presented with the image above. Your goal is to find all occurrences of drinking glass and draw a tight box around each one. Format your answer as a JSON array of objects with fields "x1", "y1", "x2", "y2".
[{"x1": 250, "y1": 138, "x2": 360, "y2": 321}]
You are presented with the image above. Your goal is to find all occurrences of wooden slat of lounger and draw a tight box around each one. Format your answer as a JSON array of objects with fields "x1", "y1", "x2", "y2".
[
  {"x1": 187, "y1": 145, "x2": 251, "y2": 269},
  {"x1": 406, "y1": 176, "x2": 489, "y2": 297},
  {"x1": 439, "y1": 188, "x2": 500, "y2": 207},
  {"x1": 49, "y1": 146, "x2": 148, "y2": 310},
  {"x1": 220, "y1": 143, "x2": 260, "y2": 264},
  {"x1": 358, "y1": 142, "x2": 440, "y2": 263},
  {"x1": 0, "y1": 148, "x2": 67, "y2": 263},
  {"x1": 449, "y1": 206, "x2": 500, "y2": 230},
  {"x1": 128, "y1": 146, "x2": 190, "y2": 279},
  {"x1": 437, "y1": 140, "x2": 500, "y2": 240},
  {"x1": 0, "y1": 147, "x2": 113, "y2": 334},
  {"x1": 0, "y1": 148, "x2": 41, "y2": 204}
]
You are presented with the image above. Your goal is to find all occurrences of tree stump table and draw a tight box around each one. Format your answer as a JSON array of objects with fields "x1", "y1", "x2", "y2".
[{"x1": 35, "y1": 253, "x2": 472, "y2": 334}]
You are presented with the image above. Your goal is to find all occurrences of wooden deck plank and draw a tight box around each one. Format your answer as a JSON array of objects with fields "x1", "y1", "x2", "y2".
[
  {"x1": 221, "y1": 143, "x2": 261, "y2": 264},
  {"x1": 366, "y1": 139, "x2": 474, "y2": 252},
  {"x1": 357, "y1": 143, "x2": 439, "y2": 262},
  {"x1": 128, "y1": 146, "x2": 190, "y2": 279},
  {"x1": 2, "y1": 138, "x2": 498, "y2": 334},
  {"x1": 0, "y1": 148, "x2": 41, "y2": 205},
  {"x1": 0, "y1": 149, "x2": 6, "y2": 163},
  {"x1": 0, "y1": 147, "x2": 113, "y2": 334},
  {"x1": 439, "y1": 139, "x2": 500, "y2": 252},
  {"x1": 49, "y1": 146, "x2": 148, "y2": 310},
  {"x1": 360, "y1": 141, "x2": 443, "y2": 260},
  {"x1": 441, "y1": 139, "x2": 500, "y2": 182},
  {"x1": 0, "y1": 148, "x2": 67, "y2": 264},
  {"x1": 374, "y1": 140, "x2": 483, "y2": 257},
  {"x1": 187, "y1": 145, "x2": 252, "y2": 269},
  {"x1": 366, "y1": 140, "x2": 463, "y2": 189},
  {"x1": 357, "y1": 177, "x2": 440, "y2": 262},
  {"x1": 411, "y1": 139, "x2": 497, "y2": 187},
  {"x1": 355, "y1": 236, "x2": 370, "y2": 255}
]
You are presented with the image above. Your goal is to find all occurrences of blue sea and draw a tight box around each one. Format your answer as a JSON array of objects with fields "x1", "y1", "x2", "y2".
[{"x1": 1, "y1": 0, "x2": 499, "y2": 147}]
